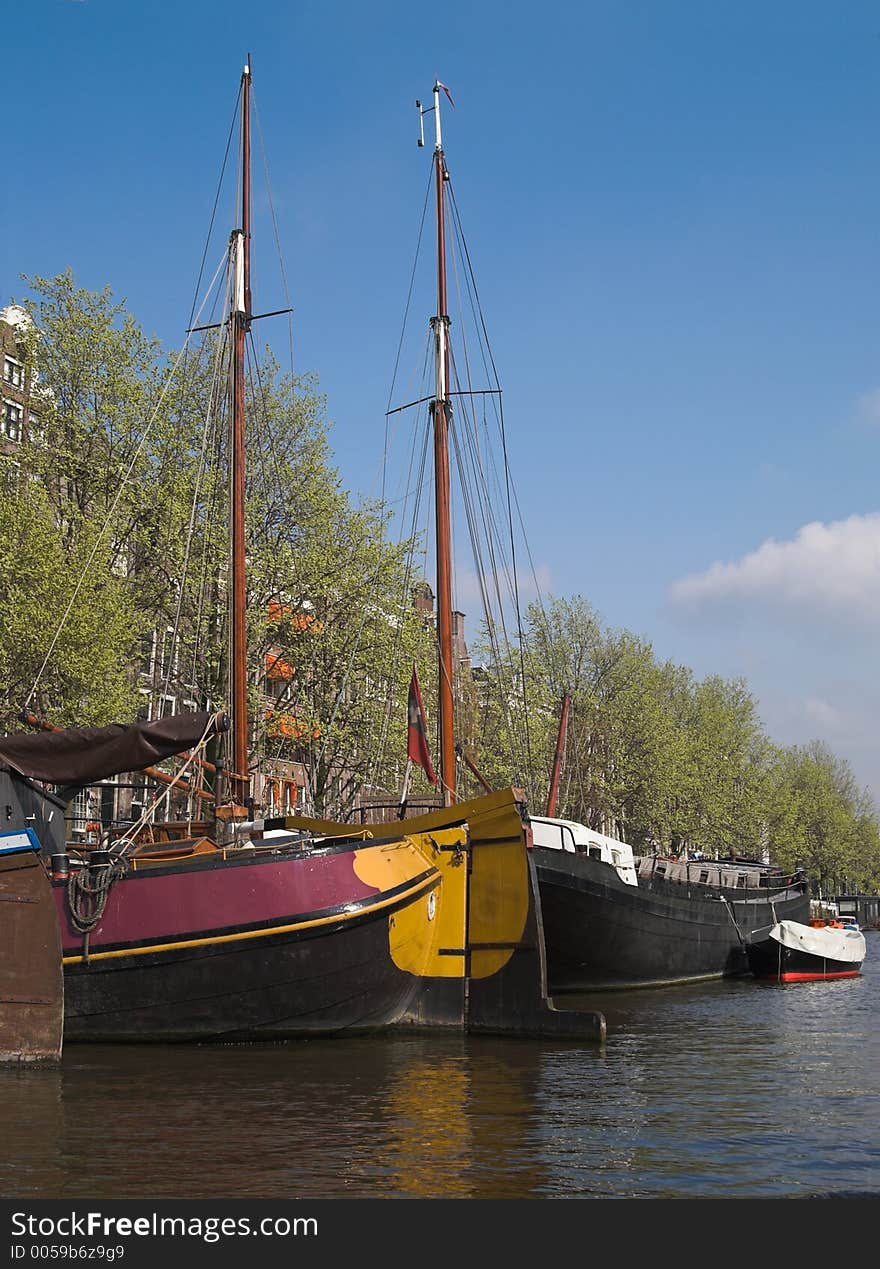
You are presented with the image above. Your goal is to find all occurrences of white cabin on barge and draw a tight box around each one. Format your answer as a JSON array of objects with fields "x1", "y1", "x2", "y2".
[{"x1": 529, "y1": 816, "x2": 638, "y2": 887}]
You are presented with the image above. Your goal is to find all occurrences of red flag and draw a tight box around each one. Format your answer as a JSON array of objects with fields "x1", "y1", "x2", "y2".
[
  {"x1": 437, "y1": 81, "x2": 455, "y2": 109},
  {"x1": 407, "y1": 666, "x2": 436, "y2": 784}
]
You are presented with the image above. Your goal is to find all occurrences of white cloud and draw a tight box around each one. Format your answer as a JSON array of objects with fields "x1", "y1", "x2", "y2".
[
  {"x1": 855, "y1": 387, "x2": 880, "y2": 427},
  {"x1": 669, "y1": 511, "x2": 880, "y2": 624},
  {"x1": 801, "y1": 696, "x2": 844, "y2": 731}
]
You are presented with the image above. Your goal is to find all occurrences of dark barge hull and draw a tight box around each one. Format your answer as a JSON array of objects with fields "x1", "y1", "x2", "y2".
[{"x1": 534, "y1": 848, "x2": 810, "y2": 991}]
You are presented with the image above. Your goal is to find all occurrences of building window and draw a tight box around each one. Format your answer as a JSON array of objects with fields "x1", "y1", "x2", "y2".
[
  {"x1": 3, "y1": 399, "x2": 23, "y2": 442},
  {"x1": 3, "y1": 357, "x2": 22, "y2": 389},
  {"x1": 138, "y1": 632, "x2": 156, "y2": 677},
  {"x1": 160, "y1": 627, "x2": 179, "y2": 682}
]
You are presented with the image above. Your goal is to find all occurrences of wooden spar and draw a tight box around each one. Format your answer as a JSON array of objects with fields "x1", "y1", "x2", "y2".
[
  {"x1": 456, "y1": 742, "x2": 493, "y2": 794},
  {"x1": 546, "y1": 693, "x2": 570, "y2": 817},
  {"x1": 430, "y1": 80, "x2": 456, "y2": 806},
  {"x1": 230, "y1": 56, "x2": 252, "y2": 804}
]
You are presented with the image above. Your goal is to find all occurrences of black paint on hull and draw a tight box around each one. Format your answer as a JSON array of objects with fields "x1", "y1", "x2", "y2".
[
  {"x1": 63, "y1": 898, "x2": 460, "y2": 1042},
  {"x1": 534, "y1": 849, "x2": 810, "y2": 991},
  {"x1": 746, "y1": 938, "x2": 863, "y2": 982}
]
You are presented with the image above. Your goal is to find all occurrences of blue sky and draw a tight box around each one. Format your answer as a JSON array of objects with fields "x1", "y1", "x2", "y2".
[{"x1": 5, "y1": 1, "x2": 880, "y2": 800}]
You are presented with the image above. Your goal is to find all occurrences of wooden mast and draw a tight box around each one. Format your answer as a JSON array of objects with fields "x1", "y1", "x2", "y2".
[
  {"x1": 230, "y1": 56, "x2": 252, "y2": 805},
  {"x1": 546, "y1": 693, "x2": 571, "y2": 818},
  {"x1": 428, "y1": 80, "x2": 456, "y2": 805}
]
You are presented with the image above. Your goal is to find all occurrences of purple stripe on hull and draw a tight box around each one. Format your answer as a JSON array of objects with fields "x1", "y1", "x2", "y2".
[{"x1": 54, "y1": 849, "x2": 377, "y2": 952}]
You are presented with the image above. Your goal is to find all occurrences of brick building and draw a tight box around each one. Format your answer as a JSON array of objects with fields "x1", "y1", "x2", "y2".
[{"x1": 1, "y1": 304, "x2": 39, "y2": 474}]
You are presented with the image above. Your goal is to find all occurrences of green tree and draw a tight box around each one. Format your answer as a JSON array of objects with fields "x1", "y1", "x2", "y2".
[
  {"x1": 0, "y1": 486, "x2": 138, "y2": 729},
  {"x1": 765, "y1": 741, "x2": 873, "y2": 893}
]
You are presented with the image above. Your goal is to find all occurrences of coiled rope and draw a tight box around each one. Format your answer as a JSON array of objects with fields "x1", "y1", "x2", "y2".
[{"x1": 66, "y1": 856, "x2": 129, "y2": 963}]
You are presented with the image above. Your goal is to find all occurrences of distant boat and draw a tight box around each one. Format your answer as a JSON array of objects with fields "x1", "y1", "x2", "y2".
[
  {"x1": 746, "y1": 916, "x2": 866, "y2": 983},
  {"x1": 530, "y1": 815, "x2": 811, "y2": 990}
]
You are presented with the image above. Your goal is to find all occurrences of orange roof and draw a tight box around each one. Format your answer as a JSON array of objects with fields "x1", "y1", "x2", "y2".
[{"x1": 265, "y1": 651, "x2": 295, "y2": 680}]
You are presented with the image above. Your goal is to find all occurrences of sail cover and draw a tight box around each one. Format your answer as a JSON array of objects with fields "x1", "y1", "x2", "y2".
[
  {"x1": 0, "y1": 712, "x2": 221, "y2": 785},
  {"x1": 770, "y1": 919, "x2": 866, "y2": 965}
]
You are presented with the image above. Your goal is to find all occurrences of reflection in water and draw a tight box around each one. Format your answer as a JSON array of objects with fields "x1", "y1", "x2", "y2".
[
  {"x1": 1, "y1": 933, "x2": 878, "y2": 1198},
  {"x1": 379, "y1": 1046, "x2": 473, "y2": 1196}
]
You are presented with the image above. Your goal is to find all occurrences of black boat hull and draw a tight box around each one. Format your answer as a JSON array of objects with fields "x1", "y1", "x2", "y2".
[
  {"x1": 534, "y1": 848, "x2": 810, "y2": 990},
  {"x1": 746, "y1": 931, "x2": 864, "y2": 983},
  {"x1": 62, "y1": 893, "x2": 461, "y2": 1042}
]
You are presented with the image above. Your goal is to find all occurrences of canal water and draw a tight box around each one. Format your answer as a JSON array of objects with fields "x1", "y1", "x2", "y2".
[{"x1": 2, "y1": 933, "x2": 878, "y2": 1200}]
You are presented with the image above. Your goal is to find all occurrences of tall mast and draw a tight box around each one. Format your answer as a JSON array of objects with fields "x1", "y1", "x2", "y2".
[
  {"x1": 427, "y1": 80, "x2": 456, "y2": 805},
  {"x1": 230, "y1": 56, "x2": 252, "y2": 803}
]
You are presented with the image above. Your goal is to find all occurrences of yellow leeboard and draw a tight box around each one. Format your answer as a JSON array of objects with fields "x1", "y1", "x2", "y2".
[
  {"x1": 462, "y1": 793, "x2": 530, "y2": 980},
  {"x1": 284, "y1": 788, "x2": 530, "y2": 982}
]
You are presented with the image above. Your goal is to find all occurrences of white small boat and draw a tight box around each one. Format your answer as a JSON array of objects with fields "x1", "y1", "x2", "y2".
[{"x1": 747, "y1": 917, "x2": 867, "y2": 982}]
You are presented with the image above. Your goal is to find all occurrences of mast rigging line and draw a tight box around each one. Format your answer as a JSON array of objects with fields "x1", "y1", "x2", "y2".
[
  {"x1": 23, "y1": 251, "x2": 231, "y2": 712},
  {"x1": 384, "y1": 164, "x2": 435, "y2": 424},
  {"x1": 184, "y1": 81, "x2": 242, "y2": 342},
  {"x1": 446, "y1": 178, "x2": 535, "y2": 790},
  {"x1": 447, "y1": 396, "x2": 530, "y2": 788},
  {"x1": 188, "y1": 373, "x2": 227, "y2": 705},
  {"x1": 366, "y1": 163, "x2": 438, "y2": 806},
  {"x1": 106, "y1": 711, "x2": 220, "y2": 859},
  {"x1": 244, "y1": 326, "x2": 298, "y2": 549},
  {"x1": 240, "y1": 327, "x2": 332, "y2": 782},
  {"x1": 366, "y1": 412, "x2": 433, "y2": 796},
  {"x1": 252, "y1": 89, "x2": 297, "y2": 381},
  {"x1": 446, "y1": 183, "x2": 504, "y2": 409},
  {"x1": 161, "y1": 271, "x2": 235, "y2": 709},
  {"x1": 381, "y1": 162, "x2": 434, "y2": 525},
  {"x1": 188, "y1": 308, "x2": 292, "y2": 334},
  {"x1": 438, "y1": 185, "x2": 535, "y2": 792}
]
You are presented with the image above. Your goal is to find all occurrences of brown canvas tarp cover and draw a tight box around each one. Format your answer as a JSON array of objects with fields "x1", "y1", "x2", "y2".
[{"x1": 0, "y1": 712, "x2": 218, "y2": 785}]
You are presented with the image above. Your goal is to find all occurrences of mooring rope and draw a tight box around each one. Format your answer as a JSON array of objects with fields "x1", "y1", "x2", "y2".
[{"x1": 66, "y1": 855, "x2": 130, "y2": 963}]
